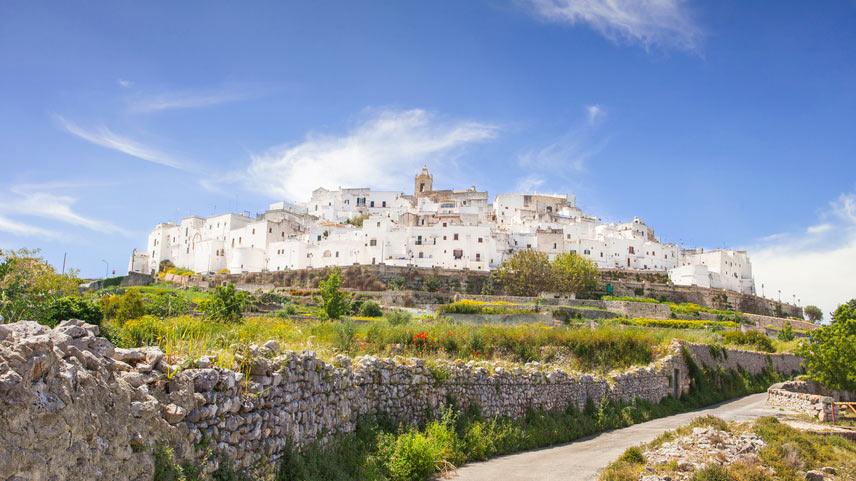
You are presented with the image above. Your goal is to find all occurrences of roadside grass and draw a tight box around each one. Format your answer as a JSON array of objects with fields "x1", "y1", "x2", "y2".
[{"x1": 600, "y1": 416, "x2": 856, "y2": 481}]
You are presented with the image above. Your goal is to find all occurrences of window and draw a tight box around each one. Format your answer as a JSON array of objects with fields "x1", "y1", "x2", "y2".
[
  {"x1": 478, "y1": 237, "x2": 483, "y2": 243},
  {"x1": 269, "y1": 228, "x2": 272, "y2": 233},
  {"x1": 232, "y1": 239, "x2": 235, "y2": 247},
  {"x1": 453, "y1": 249, "x2": 463, "y2": 259},
  {"x1": 475, "y1": 253, "x2": 481, "y2": 261},
  {"x1": 239, "y1": 237, "x2": 242, "y2": 244},
  {"x1": 567, "y1": 234, "x2": 571, "y2": 239},
  {"x1": 600, "y1": 252, "x2": 604, "y2": 257},
  {"x1": 282, "y1": 232, "x2": 285, "y2": 237},
  {"x1": 418, "y1": 252, "x2": 424, "y2": 258},
  {"x1": 185, "y1": 228, "x2": 188, "y2": 236},
  {"x1": 526, "y1": 244, "x2": 531, "y2": 248},
  {"x1": 370, "y1": 201, "x2": 375, "y2": 207},
  {"x1": 252, "y1": 229, "x2": 255, "y2": 234},
  {"x1": 443, "y1": 236, "x2": 447, "y2": 240},
  {"x1": 453, "y1": 233, "x2": 459, "y2": 240},
  {"x1": 628, "y1": 246, "x2": 635, "y2": 254},
  {"x1": 370, "y1": 239, "x2": 377, "y2": 246},
  {"x1": 553, "y1": 243, "x2": 557, "y2": 249},
  {"x1": 335, "y1": 251, "x2": 339, "y2": 258},
  {"x1": 416, "y1": 235, "x2": 422, "y2": 245},
  {"x1": 377, "y1": 222, "x2": 381, "y2": 227},
  {"x1": 441, "y1": 203, "x2": 455, "y2": 209},
  {"x1": 317, "y1": 235, "x2": 322, "y2": 241},
  {"x1": 546, "y1": 206, "x2": 552, "y2": 212},
  {"x1": 442, "y1": 222, "x2": 447, "y2": 227},
  {"x1": 382, "y1": 201, "x2": 386, "y2": 207},
  {"x1": 584, "y1": 249, "x2": 591, "y2": 255}
]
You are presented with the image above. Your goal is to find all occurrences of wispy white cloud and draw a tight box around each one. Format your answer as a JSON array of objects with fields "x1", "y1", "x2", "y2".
[
  {"x1": 831, "y1": 192, "x2": 856, "y2": 223},
  {"x1": 0, "y1": 215, "x2": 61, "y2": 239},
  {"x1": 128, "y1": 85, "x2": 257, "y2": 113},
  {"x1": 521, "y1": 0, "x2": 703, "y2": 53},
  {"x1": 515, "y1": 174, "x2": 546, "y2": 193},
  {"x1": 749, "y1": 191, "x2": 856, "y2": 322},
  {"x1": 806, "y1": 223, "x2": 833, "y2": 235},
  {"x1": 518, "y1": 107, "x2": 607, "y2": 172},
  {"x1": 242, "y1": 108, "x2": 498, "y2": 201},
  {"x1": 586, "y1": 104, "x2": 604, "y2": 124},
  {"x1": 117, "y1": 79, "x2": 133, "y2": 88},
  {"x1": 2, "y1": 186, "x2": 129, "y2": 236},
  {"x1": 54, "y1": 115, "x2": 187, "y2": 170}
]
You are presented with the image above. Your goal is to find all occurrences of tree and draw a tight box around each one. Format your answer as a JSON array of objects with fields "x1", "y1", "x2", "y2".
[
  {"x1": 550, "y1": 252, "x2": 598, "y2": 296},
  {"x1": 317, "y1": 269, "x2": 350, "y2": 319},
  {"x1": 200, "y1": 283, "x2": 248, "y2": 322},
  {"x1": 798, "y1": 316, "x2": 856, "y2": 392},
  {"x1": 493, "y1": 249, "x2": 552, "y2": 297},
  {"x1": 804, "y1": 305, "x2": 823, "y2": 324},
  {"x1": 0, "y1": 248, "x2": 80, "y2": 323},
  {"x1": 832, "y1": 299, "x2": 856, "y2": 324}
]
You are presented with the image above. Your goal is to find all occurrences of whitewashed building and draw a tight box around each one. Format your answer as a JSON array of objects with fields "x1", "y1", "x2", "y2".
[{"x1": 129, "y1": 166, "x2": 756, "y2": 294}]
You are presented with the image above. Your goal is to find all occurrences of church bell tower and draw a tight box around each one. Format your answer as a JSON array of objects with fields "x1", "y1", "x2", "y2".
[{"x1": 414, "y1": 165, "x2": 433, "y2": 197}]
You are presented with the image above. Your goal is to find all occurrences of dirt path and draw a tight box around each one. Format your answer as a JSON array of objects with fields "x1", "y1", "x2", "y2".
[{"x1": 448, "y1": 393, "x2": 783, "y2": 481}]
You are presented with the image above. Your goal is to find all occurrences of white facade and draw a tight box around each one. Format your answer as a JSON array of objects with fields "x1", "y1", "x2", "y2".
[{"x1": 129, "y1": 166, "x2": 756, "y2": 294}]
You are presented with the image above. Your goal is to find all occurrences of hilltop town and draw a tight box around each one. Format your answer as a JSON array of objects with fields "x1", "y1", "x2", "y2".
[{"x1": 130, "y1": 166, "x2": 754, "y2": 295}]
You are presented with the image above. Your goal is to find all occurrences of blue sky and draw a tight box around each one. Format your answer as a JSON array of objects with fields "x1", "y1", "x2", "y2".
[{"x1": 1, "y1": 1, "x2": 854, "y2": 314}]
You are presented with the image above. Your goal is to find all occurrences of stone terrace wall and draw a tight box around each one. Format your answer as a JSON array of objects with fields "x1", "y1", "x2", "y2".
[
  {"x1": 603, "y1": 300, "x2": 673, "y2": 319},
  {"x1": 0, "y1": 320, "x2": 803, "y2": 480}
]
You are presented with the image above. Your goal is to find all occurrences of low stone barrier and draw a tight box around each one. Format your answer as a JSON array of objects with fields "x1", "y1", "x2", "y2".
[
  {"x1": 0, "y1": 320, "x2": 802, "y2": 480},
  {"x1": 767, "y1": 380, "x2": 855, "y2": 422}
]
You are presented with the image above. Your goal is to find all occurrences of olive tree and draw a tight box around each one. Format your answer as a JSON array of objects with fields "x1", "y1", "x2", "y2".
[
  {"x1": 550, "y1": 252, "x2": 598, "y2": 297},
  {"x1": 493, "y1": 249, "x2": 553, "y2": 297}
]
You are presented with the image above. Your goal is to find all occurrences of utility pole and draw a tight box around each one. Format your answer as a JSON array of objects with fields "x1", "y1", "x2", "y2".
[
  {"x1": 102, "y1": 259, "x2": 109, "y2": 279},
  {"x1": 61, "y1": 252, "x2": 67, "y2": 274}
]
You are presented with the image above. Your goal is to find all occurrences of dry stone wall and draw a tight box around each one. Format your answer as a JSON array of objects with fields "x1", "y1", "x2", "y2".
[
  {"x1": 0, "y1": 320, "x2": 802, "y2": 480},
  {"x1": 767, "y1": 380, "x2": 855, "y2": 422}
]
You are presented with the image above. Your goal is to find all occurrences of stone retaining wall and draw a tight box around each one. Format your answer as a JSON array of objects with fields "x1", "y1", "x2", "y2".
[
  {"x1": 0, "y1": 320, "x2": 803, "y2": 480},
  {"x1": 767, "y1": 380, "x2": 855, "y2": 422}
]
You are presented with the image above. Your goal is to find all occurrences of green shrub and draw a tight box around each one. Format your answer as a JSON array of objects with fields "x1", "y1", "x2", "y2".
[
  {"x1": 422, "y1": 276, "x2": 441, "y2": 293},
  {"x1": 382, "y1": 431, "x2": 439, "y2": 481},
  {"x1": 777, "y1": 322, "x2": 795, "y2": 341},
  {"x1": 115, "y1": 290, "x2": 146, "y2": 324},
  {"x1": 199, "y1": 283, "x2": 249, "y2": 323},
  {"x1": 387, "y1": 276, "x2": 407, "y2": 291},
  {"x1": 689, "y1": 465, "x2": 737, "y2": 481},
  {"x1": 616, "y1": 446, "x2": 645, "y2": 465},
  {"x1": 333, "y1": 318, "x2": 357, "y2": 353},
  {"x1": 271, "y1": 304, "x2": 298, "y2": 318},
  {"x1": 145, "y1": 291, "x2": 192, "y2": 318},
  {"x1": 722, "y1": 330, "x2": 775, "y2": 352},
  {"x1": 40, "y1": 296, "x2": 103, "y2": 327},
  {"x1": 359, "y1": 300, "x2": 384, "y2": 318},
  {"x1": 385, "y1": 309, "x2": 412, "y2": 326}
]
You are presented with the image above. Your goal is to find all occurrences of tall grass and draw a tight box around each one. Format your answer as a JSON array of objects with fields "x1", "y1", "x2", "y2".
[{"x1": 104, "y1": 315, "x2": 726, "y2": 372}]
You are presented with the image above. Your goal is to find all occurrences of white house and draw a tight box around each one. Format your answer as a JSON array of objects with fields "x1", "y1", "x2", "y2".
[{"x1": 129, "y1": 166, "x2": 757, "y2": 295}]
